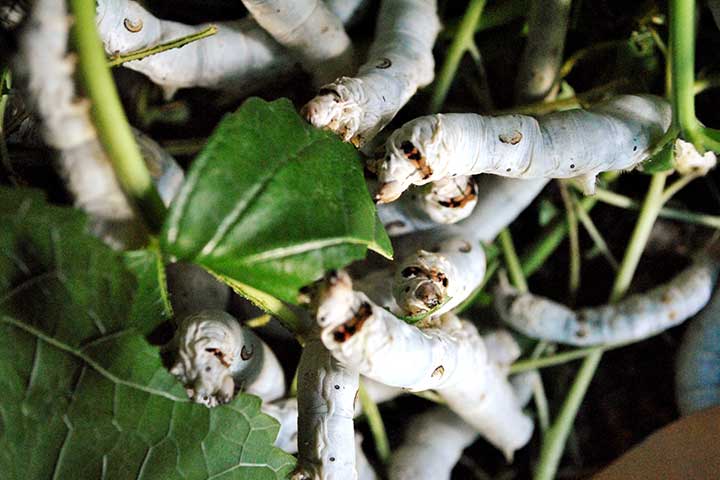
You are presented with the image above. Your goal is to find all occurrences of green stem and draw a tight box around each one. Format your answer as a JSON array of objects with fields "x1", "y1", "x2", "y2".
[
  {"x1": 534, "y1": 173, "x2": 668, "y2": 480},
  {"x1": 499, "y1": 228, "x2": 528, "y2": 292},
  {"x1": 108, "y1": 25, "x2": 218, "y2": 67},
  {"x1": 609, "y1": 173, "x2": 668, "y2": 302},
  {"x1": 429, "y1": 0, "x2": 486, "y2": 113},
  {"x1": 534, "y1": 350, "x2": 602, "y2": 480},
  {"x1": 589, "y1": 185, "x2": 720, "y2": 230},
  {"x1": 358, "y1": 382, "x2": 391, "y2": 463},
  {"x1": 510, "y1": 345, "x2": 605, "y2": 373},
  {"x1": 441, "y1": 0, "x2": 528, "y2": 38},
  {"x1": 530, "y1": 341, "x2": 551, "y2": 433},
  {"x1": 575, "y1": 203, "x2": 618, "y2": 269},
  {"x1": 70, "y1": 0, "x2": 167, "y2": 232},
  {"x1": 558, "y1": 182, "x2": 581, "y2": 300},
  {"x1": 0, "y1": 67, "x2": 16, "y2": 185},
  {"x1": 521, "y1": 196, "x2": 598, "y2": 277},
  {"x1": 670, "y1": 0, "x2": 702, "y2": 146}
]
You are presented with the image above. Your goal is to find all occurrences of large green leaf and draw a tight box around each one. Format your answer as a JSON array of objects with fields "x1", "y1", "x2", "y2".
[
  {"x1": 0, "y1": 188, "x2": 295, "y2": 480},
  {"x1": 162, "y1": 97, "x2": 392, "y2": 304}
]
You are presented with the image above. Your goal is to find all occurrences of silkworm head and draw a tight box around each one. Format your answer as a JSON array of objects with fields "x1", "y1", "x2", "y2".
[
  {"x1": 393, "y1": 251, "x2": 453, "y2": 315},
  {"x1": 377, "y1": 116, "x2": 447, "y2": 203},
  {"x1": 311, "y1": 270, "x2": 357, "y2": 328}
]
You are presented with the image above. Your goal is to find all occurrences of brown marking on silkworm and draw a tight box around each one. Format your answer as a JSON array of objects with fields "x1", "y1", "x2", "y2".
[
  {"x1": 401, "y1": 266, "x2": 424, "y2": 278},
  {"x1": 332, "y1": 302, "x2": 372, "y2": 342},
  {"x1": 458, "y1": 241, "x2": 472, "y2": 253},
  {"x1": 432, "y1": 365, "x2": 445, "y2": 378},
  {"x1": 350, "y1": 135, "x2": 363, "y2": 148},
  {"x1": 241, "y1": 344, "x2": 254, "y2": 361},
  {"x1": 123, "y1": 18, "x2": 143, "y2": 32},
  {"x1": 499, "y1": 131, "x2": 523, "y2": 145},
  {"x1": 401, "y1": 141, "x2": 433, "y2": 179},
  {"x1": 354, "y1": 389, "x2": 360, "y2": 410},
  {"x1": 376, "y1": 57, "x2": 392, "y2": 69},
  {"x1": 384, "y1": 220, "x2": 407, "y2": 230},
  {"x1": 205, "y1": 348, "x2": 231, "y2": 368},
  {"x1": 669, "y1": 310, "x2": 677, "y2": 321},
  {"x1": 438, "y1": 181, "x2": 478, "y2": 209},
  {"x1": 661, "y1": 291, "x2": 674, "y2": 304}
]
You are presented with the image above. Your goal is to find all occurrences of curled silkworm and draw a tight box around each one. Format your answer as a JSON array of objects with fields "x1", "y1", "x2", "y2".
[
  {"x1": 495, "y1": 259, "x2": 719, "y2": 346},
  {"x1": 393, "y1": 233, "x2": 486, "y2": 317},
  {"x1": 388, "y1": 407, "x2": 478, "y2": 480},
  {"x1": 169, "y1": 310, "x2": 285, "y2": 406},
  {"x1": 376, "y1": 176, "x2": 479, "y2": 236},
  {"x1": 240, "y1": 0, "x2": 353, "y2": 86},
  {"x1": 374, "y1": 94, "x2": 672, "y2": 202},
  {"x1": 303, "y1": 0, "x2": 440, "y2": 146},
  {"x1": 675, "y1": 286, "x2": 720, "y2": 415},
  {"x1": 314, "y1": 271, "x2": 533, "y2": 459},
  {"x1": 96, "y1": 0, "x2": 364, "y2": 98}
]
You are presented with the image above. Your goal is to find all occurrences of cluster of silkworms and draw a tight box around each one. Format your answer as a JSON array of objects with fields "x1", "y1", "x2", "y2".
[{"x1": 13, "y1": 0, "x2": 720, "y2": 478}]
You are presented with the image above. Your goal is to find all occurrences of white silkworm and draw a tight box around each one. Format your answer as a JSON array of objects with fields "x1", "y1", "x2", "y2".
[
  {"x1": 96, "y1": 0, "x2": 363, "y2": 99},
  {"x1": 303, "y1": 0, "x2": 440, "y2": 146},
  {"x1": 15, "y1": 0, "x2": 141, "y2": 249},
  {"x1": 495, "y1": 259, "x2": 719, "y2": 346},
  {"x1": 170, "y1": 310, "x2": 285, "y2": 406},
  {"x1": 377, "y1": 176, "x2": 479, "y2": 236},
  {"x1": 293, "y1": 336, "x2": 359, "y2": 480},
  {"x1": 514, "y1": 0, "x2": 571, "y2": 104},
  {"x1": 240, "y1": 0, "x2": 353, "y2": 86},
  {"x1": 262, "y1": 380, "x2": 398, "y2": 455},
  {"x1": 388, "y1": 407, "x2": 478, "y2": 480},
  {"x1": 314, "y1": 271, "x2": 533, "y2": 460},
  {"x1": 392, "y1": 232, "x2": 486, "y2": 317},
  {"x1": 375, "y1": 94, "x2": 672, "y2": 202},
  {"x1": 675, "y1": 285, "x2": 720, "y2": 415}
]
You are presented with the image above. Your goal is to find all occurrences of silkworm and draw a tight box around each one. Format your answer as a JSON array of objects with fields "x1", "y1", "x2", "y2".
[
  {"x1": 15, "y1": 0, "x2": 141, "y2": 249},
  {"x1": 388, "y1": 407, "x2": 478, "y2": 480},
  {"x1": 376, "y1": 176, "x2": 479, "y2": 236},
  {"x1": 303, "y1": 0, "x2": 440, "y2": 146},
  {"x1": 675, "y1": 285, "x2": 720, "y2": 415},
  {"x1": 261, "y1": 379, "x2": 399, "y2": 453},
  {"x1": 514, "y1": 0, "x2": 571, "y2": 104},
  {"x1": 314, "y1": 271, "x2": 533, "y2": 460},
  {"x1": 169, "y1": 310, "x2": 285, "y2": 406},
  {"x1": 240, "y1": 0, "x2": 353, "y2": 86},
  {"x1": 392, "y1": 233, "x2": 486, "y2": 317},
  {"x1": 293, "y1": 336, "x2": 360, "y2": 480},
  {"x1": 96, "y1": 0, "x2": 364, "y2": 98},
  {"x1": 374, "y1": 94, "x2": 672, "y2": 203},
  {"x1": 495, "y1": 259, "x2": 719, "y2": 346}
]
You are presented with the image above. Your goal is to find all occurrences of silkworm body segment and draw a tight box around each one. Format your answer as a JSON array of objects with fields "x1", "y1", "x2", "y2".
[
  {"x1": 675, "y1": 285, "x2": 720, "y2": 415},
  {"x1": 376, "y1": 95, "x2": 672, "y2": 202},
  {"x1": 303, "y1": 0, "x2": 440, "y2": 146},
  {"x1": 495, "y1": 260, "x2": 719, "y2": 346},
  {"x1": 170, "y1": 310, "x2": 285, "y2": 406},
  {"x1": 315, "y1": 272, "x2": 533, "y2": 459}
]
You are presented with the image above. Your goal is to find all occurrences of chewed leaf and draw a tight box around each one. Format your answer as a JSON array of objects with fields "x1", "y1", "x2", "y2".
[
  {"x1": 639, "y1": 140, "x2": 675, "y2": 174},
  {"x1": 162, "y1": 97, "x2": 392, "y2": 304},
  {"x1": 0, "y1": 187, "x2": 295, "y2": 480},
  {"x1": 397, "y1": 297, "x2": 452, "y2": 324}
]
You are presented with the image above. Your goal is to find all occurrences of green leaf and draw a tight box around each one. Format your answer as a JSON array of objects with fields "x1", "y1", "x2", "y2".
[
  {"x1": 639, "y1": 140, "x2": 675, "y2": 174},
  {"x1": 0, "y1": 187, "x2": 295, "y2": 480},
  {"x1": 162, "y1": 97, "x2": 392, "y2": 304}
]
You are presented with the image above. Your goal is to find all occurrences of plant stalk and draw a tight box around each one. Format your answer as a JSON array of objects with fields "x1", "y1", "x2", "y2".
[{"x1": 70, "y1": 0, "x2": 167, "y2": 232}]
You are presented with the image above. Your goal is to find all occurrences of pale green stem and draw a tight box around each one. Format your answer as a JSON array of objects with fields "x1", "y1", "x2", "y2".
[
  {"x1": 429, "y1": 0, "x2": 486, "y2": 113},
  {"x1": 108, "y1": 25, "x2": 218, "y2": 67},
  {"x1": 558, "y1": 181, "x2": 581, "y2": 300},
  {"x1": 499, "y1": 228, "x2": 528, "y2": 293},
  {"x1": 534, "y1": 172, "x2": 668, "y2": 480},
  {"x1": 359, "y1": 382, "x2": 391, "y2": 463},
  {"x1": 70, "y1": 0, "x2": 167, "y2": 232}
]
